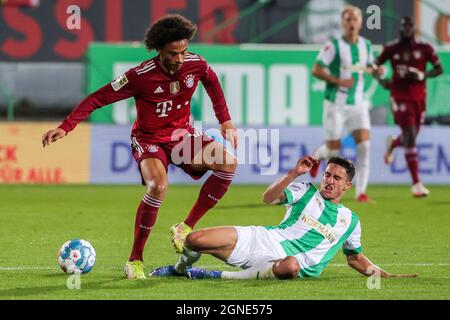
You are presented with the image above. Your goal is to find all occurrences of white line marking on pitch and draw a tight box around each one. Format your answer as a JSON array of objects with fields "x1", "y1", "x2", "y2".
[
  {"x1": 0, "y1": 267, "x2": 56, "y2": 271},
  {"x1": 1, "y1": 263, "x2": 449, "y2": 271},
  {"x1": 330, "y1": 263, "x2": 450, "y2": 267}
]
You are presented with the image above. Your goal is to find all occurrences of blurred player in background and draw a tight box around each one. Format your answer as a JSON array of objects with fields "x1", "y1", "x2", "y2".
[
  {"x1": 375, "y1": 17, "x2": 443, "y2": 197},
  {"x1": 41, "y1": 14, "x2": 238, "y2": 279},
  {"x1": 149, "y1": 156, "x2": 417, "y2": 280},
  {"x1": 0, "y1": 0, "x2": 39, "y2": 6},
  {"x1": 310, "y1": 5, "x2": 379, "y2": 203}
]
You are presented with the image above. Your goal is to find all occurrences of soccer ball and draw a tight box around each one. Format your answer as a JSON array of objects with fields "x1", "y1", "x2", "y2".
[{"x1": 57, "y1": 239, "x2": 96, "y2": 274}]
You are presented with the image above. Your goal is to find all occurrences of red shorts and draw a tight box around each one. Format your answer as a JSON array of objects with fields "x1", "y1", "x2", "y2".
[
  {"x1": 131, "y1": 132, "x2": 215, "y2": 183},
  {"x1": 390, "y1": 97, "x2": 426, "y2": 129}
]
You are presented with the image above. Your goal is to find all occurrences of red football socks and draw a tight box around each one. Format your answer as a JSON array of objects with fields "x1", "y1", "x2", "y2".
[
  {"x1": 129, "y1": 194, "x2": 161, "y2": 261},
  {"x1": 405, "y1": 147, "x2": 420, "y2": 184},
  {"x1": 184, "y1": 170, "x2": 234, "y2": 228}
]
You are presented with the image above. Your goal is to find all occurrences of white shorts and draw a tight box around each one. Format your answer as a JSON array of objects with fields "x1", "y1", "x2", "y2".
[
  {"x1": 225, "y1": 226, "x2": 287, "y2": 269},
  {"x1": 323, "y1": 99, "x2": 371, "y2": 140}
]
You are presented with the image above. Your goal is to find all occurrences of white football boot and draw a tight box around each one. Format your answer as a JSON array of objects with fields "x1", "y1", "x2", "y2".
[{"x1": 411, "y1": 182, "x2": 430, "y2": 198}]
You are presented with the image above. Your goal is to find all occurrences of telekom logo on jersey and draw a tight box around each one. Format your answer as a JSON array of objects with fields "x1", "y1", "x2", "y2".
[{"x1": 156, "y1": 100, "x2": 189, "y2": 117}]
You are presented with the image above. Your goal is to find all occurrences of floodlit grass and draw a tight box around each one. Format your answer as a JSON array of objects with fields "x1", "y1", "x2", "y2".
[{"x1": 0, "y1": 184, "x2": 449, "y2": 300}]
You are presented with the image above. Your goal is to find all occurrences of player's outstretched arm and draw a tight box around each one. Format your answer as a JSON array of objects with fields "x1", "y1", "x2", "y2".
[
  {"x1": 346, "y1": 253, "x2": 418, "y2": 278},
  {"x1": 41, "y1": 69, "x2": 139, "y2": 148},
  {"x1": 262, "y1": 156, "x2": 318, "y2": 205},
  {"x1": 42, "y1": 128, "x2": 67, "y2": 148}
]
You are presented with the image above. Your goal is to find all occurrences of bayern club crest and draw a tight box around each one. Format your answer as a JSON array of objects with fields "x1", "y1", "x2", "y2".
[
  {"x1": 184, "y1": 74, "x2": 195, "y2": 88},
  {"x1": 147, "y1": 145, "x2": 159, "y2": 153}
]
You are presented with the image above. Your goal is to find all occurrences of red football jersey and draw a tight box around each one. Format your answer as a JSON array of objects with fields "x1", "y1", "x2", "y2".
[
  {"x1": 376, "y1": 38, "x2": 440, "y2": 101},
  {"x1": 59, "y1": 53, "x2": 231, "y2": 143}
]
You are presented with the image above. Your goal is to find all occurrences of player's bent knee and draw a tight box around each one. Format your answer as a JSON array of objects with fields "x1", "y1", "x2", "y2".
[
  {"x1": 214, "y1": 155, "x2": 237, "y2": 174},
  {"x1": 156, "y1": 183, "x2": 167, "y2": 194},
  {"x1": 326, "y1": 140, "x2": 341, "y2": 151},
  {"x1": 274, "y1": 256, "x2": 300, "y2": 279},
  {"x1": 403, "y1": 135, "x2": 416, "y2": 147},
  {"x1": 353, "y1": 129, "x2": 370, "y2": 143},
  {"x1": 230, "y1": 156, "x2": 238, "y2": 169},
  {"x1": 185, "y1": 231, "x2": 205, "y2": 251},
  {"x1": 221, "y1": 151, "x2": 237, "y2": 171},
  {"x1": 225, "y1": 157, "x2": 238, "y2": 172},
  {"x1": 147, "y1": 179, "x2": 168, "y2": 197}
]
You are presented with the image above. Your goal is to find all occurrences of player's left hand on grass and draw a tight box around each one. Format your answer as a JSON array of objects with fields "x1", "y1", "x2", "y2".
[
  {"x1": 42, "y1": 128, "x2": 66, "y2": 147},
  {"x1": 220, "y1": 120, "x2": 238, "y2": 149}
]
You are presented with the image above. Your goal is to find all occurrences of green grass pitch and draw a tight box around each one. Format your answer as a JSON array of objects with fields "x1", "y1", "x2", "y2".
[{"x1": 0, "y1": 184, "x2": 449, "y2": 300}]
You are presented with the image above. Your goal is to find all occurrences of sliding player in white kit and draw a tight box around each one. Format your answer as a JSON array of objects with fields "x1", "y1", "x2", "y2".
[
  {"x1": 149, "y1": 156, "x2": 417, "y2": 280},
  {"x1": 310, "y1": 5, "x2": 382, "y2": 203}
]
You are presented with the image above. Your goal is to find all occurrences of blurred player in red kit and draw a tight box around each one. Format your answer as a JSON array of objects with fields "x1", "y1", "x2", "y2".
[
  {"x1": 375, "y1": 17, "x2": 443, "y2": 197},
  {"x1": 0, "y1": 0, "x2": 39, "y2": 6},
  {"x1": 41, "y1": 14, "x2": 238, "y2": 279}
]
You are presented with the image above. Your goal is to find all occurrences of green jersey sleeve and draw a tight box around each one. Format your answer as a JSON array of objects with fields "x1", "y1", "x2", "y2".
[
  {"x1": 316, "y1": 40, "x2": 336, "y2": 67},
  {"x1": 343, "y1": 220, "x2": 363, "y2": 255},
  {"x1": 281, "y1": 182, "x2": 311, "y2": 206}
]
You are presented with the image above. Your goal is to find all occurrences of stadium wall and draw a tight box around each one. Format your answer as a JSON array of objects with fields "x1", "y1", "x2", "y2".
[
  {"x1": 0, "y1": 0, "x2": 415, "y2": 62},
  {"x1": 1, "y1": 123, "x2": 449, "y2": 185}
]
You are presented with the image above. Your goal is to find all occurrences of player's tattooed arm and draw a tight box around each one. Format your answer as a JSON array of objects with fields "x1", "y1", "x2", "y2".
[{"x1": 262, "y1": 156, "x2": 318, "y2": 205}]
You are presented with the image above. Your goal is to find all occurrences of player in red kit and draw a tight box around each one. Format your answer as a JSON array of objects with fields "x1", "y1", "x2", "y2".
[
  {"x1": 41, "y1": 14, "x2": 238, "y2": 279},
  {"x1": 375, "y1": 17, "x2": 443, "y2": 197}
]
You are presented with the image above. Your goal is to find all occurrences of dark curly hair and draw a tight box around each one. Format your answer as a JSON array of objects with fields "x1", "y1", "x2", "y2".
[
  {"x1": 144, "y1": 14, "x2": 197, "y2": 51},
  {"x1": 327, "y1": 156, "x2": 355, "y2": 181}
]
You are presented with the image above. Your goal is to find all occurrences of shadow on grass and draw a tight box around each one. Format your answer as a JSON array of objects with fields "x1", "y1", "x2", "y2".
[
  {"x1": 428, "y1": 201, "x2": 450, "y2": 206},
  {"x1": 0, "y1": 274, "x2": 167, "y2": 298}
]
